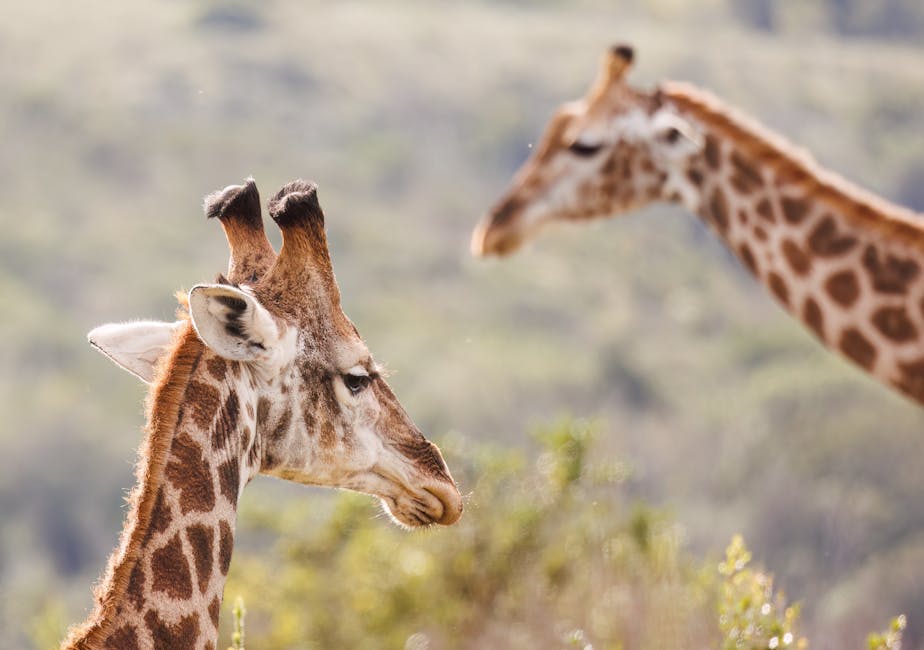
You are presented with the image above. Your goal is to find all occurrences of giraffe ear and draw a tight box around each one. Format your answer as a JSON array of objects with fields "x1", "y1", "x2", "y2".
[
  {"x1": 188, "y1": 284, "x2": 283, "y2": 363},
  {"x1": 87, "y1": 320, "x2": 183, "y2": 384}
]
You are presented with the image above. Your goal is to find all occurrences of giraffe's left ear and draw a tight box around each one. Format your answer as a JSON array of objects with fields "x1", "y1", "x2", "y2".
[
  {"x1": 88, "y1": 320, "x2": 183, "y2": 383},
  {"x1": 188, "y1": 284, "x2": 284, "y2": 363}
]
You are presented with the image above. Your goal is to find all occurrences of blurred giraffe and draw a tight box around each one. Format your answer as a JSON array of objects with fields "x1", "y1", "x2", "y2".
[{"x1": 472, "y1": 45, "x2": 924, "y2": 406}]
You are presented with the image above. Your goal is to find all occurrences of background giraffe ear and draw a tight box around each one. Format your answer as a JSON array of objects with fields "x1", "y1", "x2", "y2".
[
  {"x1": 188, "y1": 284, "x2": 283, "y2": 363},
  {"x1": 87, "y1": 320, "x2": 182, "y2": 384}
]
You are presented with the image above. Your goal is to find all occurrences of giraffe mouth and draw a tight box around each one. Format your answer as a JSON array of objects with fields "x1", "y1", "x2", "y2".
[
  {"x1": 471, "y1": 214, "x2": 525, "y2": 257},
  {"x1": 370, "y1": 470, "x2": 462, "y2": 528}
]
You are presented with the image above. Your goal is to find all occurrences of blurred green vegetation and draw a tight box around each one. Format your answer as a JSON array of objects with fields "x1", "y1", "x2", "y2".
[
  {"x1": 2, "y1": 0, "x2": 924, "y2": 648},
  {"x1": 219, "y1": 421, "x2": 799, "y2": 648}
]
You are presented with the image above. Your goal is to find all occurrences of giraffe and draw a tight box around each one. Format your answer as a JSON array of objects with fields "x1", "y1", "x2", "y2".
[
  {"x1": 64, "y1": 179, "x2": 463, "y2": 650},
  {"x1": 471, "y1": 44, "x2": 924, "y2": 407}
]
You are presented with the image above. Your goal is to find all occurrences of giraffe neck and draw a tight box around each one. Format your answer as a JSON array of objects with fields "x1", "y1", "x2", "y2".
[
  {"x1": 663, "y1": 82, "x2": 924, "y2": 406},
  {"x1": 64, "y1": 324, "x2": 260, "y2": 650}
]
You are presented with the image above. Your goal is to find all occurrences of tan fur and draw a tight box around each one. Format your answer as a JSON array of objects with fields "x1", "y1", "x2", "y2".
[
  {"x1": 662, "y1": 82, "x2": 924, "y2": 248},
  {"x1": 63, "y1": 320, "x2": 200, "y2": 649}
]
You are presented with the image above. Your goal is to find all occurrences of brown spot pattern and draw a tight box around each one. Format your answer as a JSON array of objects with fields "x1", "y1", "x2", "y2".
[
  {"x1": 185, "y1": 380, "x2": 220, "y2": 430},
  {"x1": 704, "y1": 134, "x2": 721, "y2": 170},
  {"x1": 808, "y1": 216, "x2": 858, "y2": 257},
  {"x1": 149, "y1": 486, "x2": 172, "y2": 536},
  {"x1": 897, "y1": 359, "x2": 924, "y2": 403},
  {"x1": 781, "y1": 240, "x2": 811, "y2": 276},
  {"x1": 862, "y1": 246, "x2": 920, "y2": 295},
  {"x1": 839, "y1": 328, "x2": 876, "y2": 370},
  {"x1": 825, "y1": 271, "x2": 860, "y2": 308},
  {"x1": 755, "y1": 197, "x2": 775, "y2": 223},
  {"x1": 212, "y1": 392, "x2": 240, "y2": 451},
  {"x1": 709, "y1": 188, "x2": 729, "y2": 234},
  {"x1": 319, "y1": 421, "x2": 337, "y2": 448},
  {"x1": 738, "y1": 244, "x2": 758, "y2": 275},
  {"x1": 219, "y1": 520, "x2": 234, "y2": 575},
  {"x1": 803, "y1": 298, "x2": 824, "y2": 339},
  {"x1": 205, "y1": 356, "x2": 227, "y2": 382},
  {"x1": 781, "y1": 197, "x2": 808, "y2": 224},
  {"x1": 754, "y1": 225, "x2": 768, "y2": 242},
  {"x1": 166, "y1": 434, "x2": 216, "y2": 514},
  {"x1": 186, "y1": 524, "x2": 215, "y2": 595},
  {"x1": 217, "y1": 457, "x2": 240, "y2": 505},
  {"x1": 768, "y1": 273, "x2": 789, "y2": 306},
  {"x1": 144, "y1": 610, "x2": 198, "y2": 650},
  {"x1": 104, "y1": 624, "x2": 139, "y2": 650},
  {"x1": 256, "y1": 397, "x2": 271, "y2": 427},
  {"x1": 150, "y1": 532, "x2": 193, "y2": 600},
  {"x1": 269, "y1": 407, "x2": 292, "y2": 442},
  {"x1": 209, "y1": 596, "x2": 221, "y2": 628},
  {"x1": 730, "y1": 151, "x2": 763, "y2": 193},
  {"x1": 126, "y1": 562, "x2": 145, "y2": 611},
  {"x1": 686, "y1": 167, "x2": 704, "y2": 187},
  {"x1": 871, "y1": 306, "x2": 917, "y2": 343}
]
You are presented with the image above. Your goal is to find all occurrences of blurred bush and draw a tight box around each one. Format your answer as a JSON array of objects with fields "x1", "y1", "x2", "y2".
[{"x1": 222, "y1": 420, "x2": 717, "y2": 649}]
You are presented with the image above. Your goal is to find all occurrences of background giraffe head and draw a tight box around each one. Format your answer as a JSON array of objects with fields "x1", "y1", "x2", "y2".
[{"x1": 471, "y1": 45, "x2": 704, "y2": 257}]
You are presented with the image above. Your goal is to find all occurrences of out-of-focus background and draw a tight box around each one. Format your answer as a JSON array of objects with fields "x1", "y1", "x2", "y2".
[{"x1": 3, "y1": 1, "x2": 924, "y2": 648}]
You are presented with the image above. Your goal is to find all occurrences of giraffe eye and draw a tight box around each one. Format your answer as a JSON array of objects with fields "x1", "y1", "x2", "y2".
[
  {"x1": 568, "y1": 140, "x2": 604, "y2": 157},
  {"x1": 660, "y1": 126, "x2": 682, "y2": 144},
  {"x1": 343, "y1": 372, "x2": 371, "y2": 395}
]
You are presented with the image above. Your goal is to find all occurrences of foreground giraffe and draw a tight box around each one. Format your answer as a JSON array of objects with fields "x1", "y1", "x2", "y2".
[
  {"x1": 471, "y1": 45, "x2": 924, "y2": 406},
  {"x1": 65, "y1": 179, "x2": 462, "y2": 650}
]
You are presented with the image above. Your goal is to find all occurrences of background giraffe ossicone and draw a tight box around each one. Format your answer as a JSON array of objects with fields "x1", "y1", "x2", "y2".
[
  {"x1": 64, "y1": 179, "x2": 463, "y2": 650},
  {"x1": 471, "y1": 44, "x2": 924, "y2": 407}
]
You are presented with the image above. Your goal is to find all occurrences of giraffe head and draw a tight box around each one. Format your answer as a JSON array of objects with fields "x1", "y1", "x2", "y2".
[
  {"x1": 471, "y1": 45, "x2": 704, "y2": 256},
  {"x1": 93, "y1": 180, "x2": 463, "y2": 528}
]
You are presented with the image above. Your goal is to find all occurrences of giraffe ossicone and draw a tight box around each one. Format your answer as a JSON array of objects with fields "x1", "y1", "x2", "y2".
[
  {"x1": 64, "y1": 179, "x2": 462, "y2": 650},
  {"x1": 472, "y1": 44, "x2": 924, "y2": 407}
]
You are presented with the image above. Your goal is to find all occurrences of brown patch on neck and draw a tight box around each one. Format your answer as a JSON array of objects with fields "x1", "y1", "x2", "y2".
[
  {"x1": 663, "y1": 82, "x2": 924, "y2": 250},
  {"x1": 63, "y1": 322, "x2": 203, "y2": 649}
]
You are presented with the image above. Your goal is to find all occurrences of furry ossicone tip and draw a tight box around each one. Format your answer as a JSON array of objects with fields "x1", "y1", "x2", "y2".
[
  {"x1": 203, "y1": 177, "x2": 262, "y2": 227},
  {"x1": 268, "y1": 179, "x2": 324, "y2": 228},
  {"x1": 611, "y1": 43, "x2": 634, "y2": 63}
]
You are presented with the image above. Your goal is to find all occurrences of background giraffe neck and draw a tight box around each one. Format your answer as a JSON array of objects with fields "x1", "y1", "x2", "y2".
[
  {"x1": 64, "y1": 325, "x2": 255, "y2": 650},
  {"x1": 662, "y1": 82, "x2": 924, "y2": 406}
]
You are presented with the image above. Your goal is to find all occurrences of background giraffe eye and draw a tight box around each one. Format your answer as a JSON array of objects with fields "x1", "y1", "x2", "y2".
[
  {"x1": 343, "y1": 373, "x2": 371, "y2": 395},
  {"x1": 661, "y1": 126, "x2": 682, "y2": 144},
  {"x1": 568, "y1": 140, "x2": 604, "y2": 157}
]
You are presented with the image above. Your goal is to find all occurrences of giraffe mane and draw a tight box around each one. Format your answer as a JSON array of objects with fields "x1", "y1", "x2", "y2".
[
  {"x1": 661, "y1": 80, "x2": 924, "y2": 249},
  {"x1": 63, "y1": 316, "x2": 202, "y2": 649}
]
